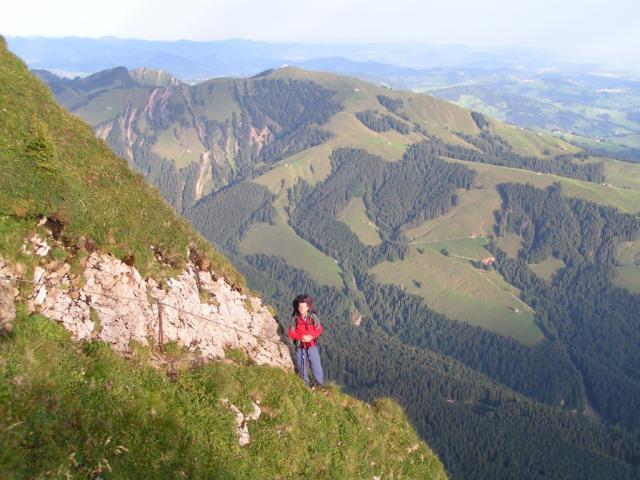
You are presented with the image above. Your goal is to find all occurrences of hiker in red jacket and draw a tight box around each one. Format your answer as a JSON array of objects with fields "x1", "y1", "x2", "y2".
[{"x1": 288, "y1": 294, "x2": 324, "y2": 386}]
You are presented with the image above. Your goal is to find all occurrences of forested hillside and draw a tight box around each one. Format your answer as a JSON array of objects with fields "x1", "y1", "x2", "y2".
[
  {"x1": 184, "y1": 131, "x2": 640, "y2": 478},
  {"x1": 0, "y1": 38, "x2": 448, "y2": 479},
  {"x1": 491, "y1": 183, "x2": 640, "y2": 428},
  {"x1": 34, "y1": 59, "x2": 640, "y2": 479},
  {"x1": 34, "y1": 67, "x2": 343, "y2": 213}
]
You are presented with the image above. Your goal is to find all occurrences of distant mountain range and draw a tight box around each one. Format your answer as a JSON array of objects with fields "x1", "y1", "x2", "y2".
[
  {"x1": 11, "y1": 36, "x2": 640, "y2": 162},
  {"x1": 8, "y1": 36, "x2": 569, "y2": 79},
  {"x1": 35, "y1": 61, "x2": 640, "y2": 479}
]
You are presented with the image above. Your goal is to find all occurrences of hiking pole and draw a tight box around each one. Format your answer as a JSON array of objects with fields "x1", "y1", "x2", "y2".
[
  {"x1": 300, "y1": 342, "x2": 306, "y2": 385},
  {"x1": 305, "y1": 344, "x2": 310, "y2": 386}
]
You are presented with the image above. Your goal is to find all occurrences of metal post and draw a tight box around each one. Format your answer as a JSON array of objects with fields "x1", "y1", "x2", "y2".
[{"x1": 158, "y1": 303, "x2": 165, "y2": 353}]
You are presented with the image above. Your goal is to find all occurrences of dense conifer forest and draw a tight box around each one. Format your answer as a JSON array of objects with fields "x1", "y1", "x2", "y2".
[
  {"x1": 356, "y1": 109, "x2": 411, "y2": 134},
  {"x1": 490, "y1": 183, "x2": 640, "y2": 429},
  {"x1": 36, "y1": 62, "x2": 640, "y2": 478},
  {"x1": 186, "y1": 145, "x2": 640, "y2": 479}
]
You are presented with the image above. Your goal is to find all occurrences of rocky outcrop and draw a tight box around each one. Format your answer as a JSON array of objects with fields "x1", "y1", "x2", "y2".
[
  {"x1": 87, "y1": 80, "x2": 278, "y2": 215},
  {"x1": 129, "y1": 67, "x2": 181, "y2": 88},
  {"x1": 0, "y1": 256, "x2": 18, "y2": 334},
  {"x1": 23, "y1": 240, "x2": 291, "y2": 369},
  {"x1": 194, "y1": 151, "x2": 213, "y2": 202},
  {"x1": 94, "y1": 122, "x2": 113, "y2": 142},
  {"x1": 222, "y1": 398, "x2": 262, "y2": 446},
  {"x1": 249, "y1": 125, "x2": 272, "y2": 153}
]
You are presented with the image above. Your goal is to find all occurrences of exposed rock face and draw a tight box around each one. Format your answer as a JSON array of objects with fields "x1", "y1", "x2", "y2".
[
  {"x1": 0, "y1": 256, "x2": 18, "y2": 334},
  {"x1": 89, "y1": 85, "x2": 275, "y2": 214},
  {"x1": 194, "y1": 152, "x2": 213, "y2": 202},
  {"x1": 26, "y1": 250, "x2": 291, "y2": 369},
  {"x1": 222, "y1": 398, "x2": 262, "y2": 446},
  {"x1": 129, "y1": 67, "x2": 182, "y2": 88},
  {"x1": 21, "y1": 235, "x2": 51, "y2": 256},
  {"x1": 94, "y1": 122, "x2": 113, "y2": 142}
]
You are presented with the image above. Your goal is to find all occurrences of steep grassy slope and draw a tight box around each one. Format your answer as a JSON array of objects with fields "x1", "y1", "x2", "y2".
[
  {"x1": 1, "y1": 42, "x2": 240, "y2": 286},
  {"x1": 371, "y1": 246, "x2": 542, "y2": 345},
  {"x1": 0, "y1": 38, "x2": 447, "y2": 479},
  {"x1": 238, "y1": 252, "x2": 640, "y2": 480},
  {"x1": 238, "y1": 197, "x2": 344, "y2": 288},
  {"x1": 1, "y1": 313, "x2": 445, "y2": 479},
  {"x1": 337, "y1": 196, "x2": 382, "y2": 246}
]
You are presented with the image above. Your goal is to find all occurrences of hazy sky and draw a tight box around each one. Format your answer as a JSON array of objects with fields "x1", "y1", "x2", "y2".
[{"x1": 2, "y1": 0, "x2": 638, "y2": 69}]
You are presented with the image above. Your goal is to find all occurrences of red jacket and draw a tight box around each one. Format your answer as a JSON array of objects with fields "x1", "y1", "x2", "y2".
[{"x1": 288, "y1": 313, "x2": 323, "y2": 347}]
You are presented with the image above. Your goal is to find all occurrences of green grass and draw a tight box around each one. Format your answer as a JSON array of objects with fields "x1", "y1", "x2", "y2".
[
  {"x1": 0, "y1": 37, "x2": 243, "y2": 287},
  {"x1": 496, "y1": 233, "x2": 523, "y2": 258},
  {"x1": 488, "y1": 122, "x2": 580, "y2": 158},
  {"x1": 152, "y1": 124, "x2": 205, "y2": 169},
  {"x1": 266, "y1": 111, "x2": 414, "y2": 168},
  {"x1": 370, "y1": 248, "x2": 543, "y2": 346},
  {"x1": 614, "y1": 231, "x2": 640, "y2": 293},
  {"x1": 253, "y1": 111, "x2": 417, "y2": 194},
  {"x1": 194, "y1": 79, "x2": 242, "y2": 122},
  {"x1": 528, "y1": 257, "x2": 566, "y2": 281},
  {"x1": 405, "y1": 157, "x2": 640, "y2": 247},
  {"x1": 558, "y1": 176, "x2": 640, "y2": 214},
  {"x1": 238, "y1": 199, "x2": 344, "y2": 288},
  {"x1": 615, "y1": 232, "x2": 640, "y2": 265},
  {"x1": 602, "y1": 158, "x2": 640, "y2": 192},
  {"x1": 72, "y1": 88, "x2": 151, "y2": 126},
  {"x1": 253, "y1": 141, "x2": 336, "y2": 194},
  {"x1": 411, "y1": 237, "x2": 492, "y2": 260},
  {"x1": 614, "y1": 264, "x2": 640, "y2": 294},
  {"x1": 337, "y1": 197, "x2": 381, "y2": 246},
  {"x1": 404, "y1": 186, "x2": 500, "y2": 243},
  {"x1": 0, "y1": 311, "x2": 446, "y2": 479}
]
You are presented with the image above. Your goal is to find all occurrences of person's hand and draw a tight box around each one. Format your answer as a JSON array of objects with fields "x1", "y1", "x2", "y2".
[{"x1": 302, "y1": 335, "x2": 313, "y2": 343}]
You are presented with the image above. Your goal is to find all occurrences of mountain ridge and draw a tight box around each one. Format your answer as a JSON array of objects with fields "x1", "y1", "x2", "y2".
[
  {"x1": 30, "y1": 56, "x2": 640, "y2": 479},
  {"x1": 17, "y1": 34, "x2": 640, "y2": 163},
  {"x1": 0, "y1": 36, "x2": 448, "y2": 479}
]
